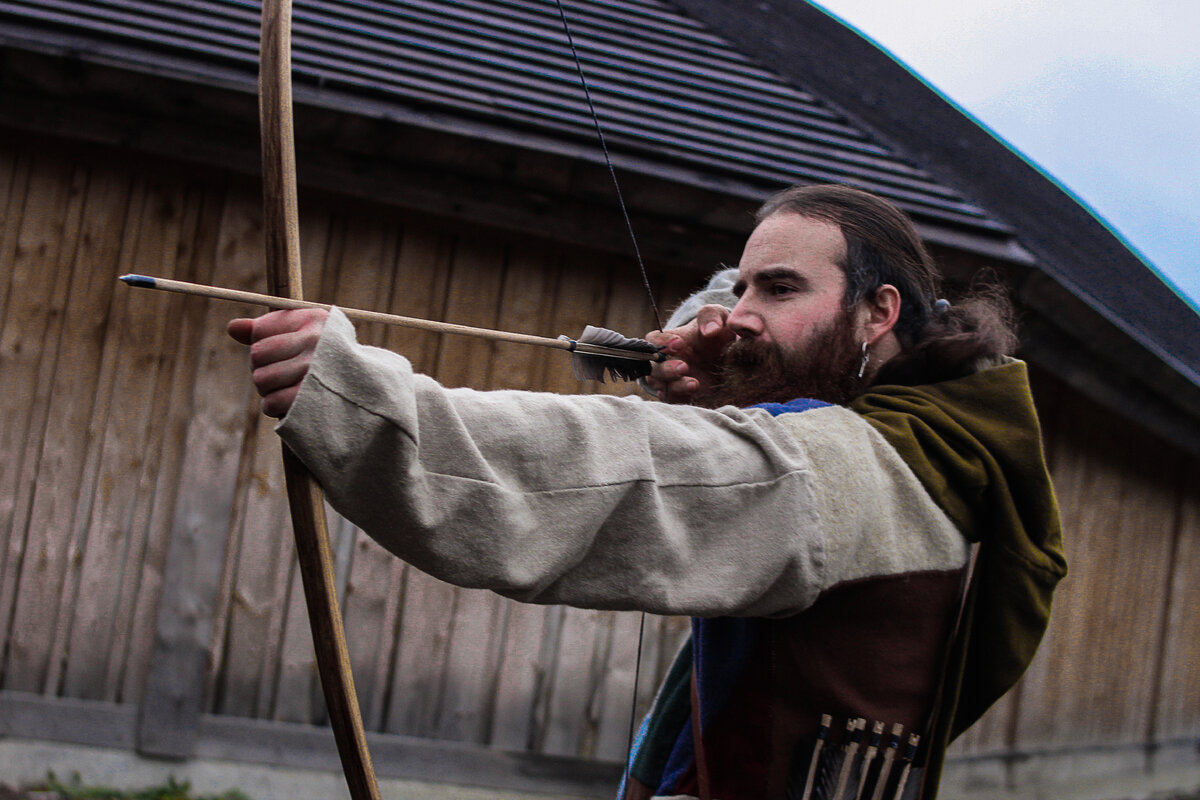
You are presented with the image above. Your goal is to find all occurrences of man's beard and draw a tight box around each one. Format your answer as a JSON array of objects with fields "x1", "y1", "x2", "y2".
[{"x1": 703, "y1": 310, "x2": 865, "y2": 409}]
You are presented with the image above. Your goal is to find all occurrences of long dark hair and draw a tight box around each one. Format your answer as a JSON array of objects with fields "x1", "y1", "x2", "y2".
[{"x1": 756, "y1": 184, "x2": 1018, "y2": 385}]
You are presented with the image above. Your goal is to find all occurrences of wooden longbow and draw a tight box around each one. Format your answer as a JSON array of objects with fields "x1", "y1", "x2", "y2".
[
  {"x1": 254, "y1": 3, "x2": 659, "y2": 797},
  {"x1": 258, "y1": 2, "x2": 381, "y2": 798}
]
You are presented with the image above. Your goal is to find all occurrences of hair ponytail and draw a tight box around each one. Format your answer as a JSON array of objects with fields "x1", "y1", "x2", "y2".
[{"x1": 872, "y1": 282, "x2": 1018, "y2": 386}]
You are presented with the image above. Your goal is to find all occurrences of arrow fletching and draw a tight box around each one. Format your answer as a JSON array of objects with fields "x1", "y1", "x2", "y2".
[{"x1": 561, "y1": 325, "x2": 662, "y2": 382}]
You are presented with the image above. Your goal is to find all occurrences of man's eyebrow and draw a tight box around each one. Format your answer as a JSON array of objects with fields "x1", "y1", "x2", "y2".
[
  {"x1": 733, "y1": 268, "x2": 810, "y2": 298},
  {"x1": 753, "y1": 268, "x2": 810, "y2": 288}
]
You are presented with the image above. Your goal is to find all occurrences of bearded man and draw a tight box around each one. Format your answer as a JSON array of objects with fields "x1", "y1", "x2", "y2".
[{"x1": 230, "y1": 184, "x2": 1065, "y2": 800}]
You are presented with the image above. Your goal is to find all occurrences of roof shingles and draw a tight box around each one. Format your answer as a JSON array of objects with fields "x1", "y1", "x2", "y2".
[{"x1": 0, "y1": 0, "x2": 1008, "y2": 233}]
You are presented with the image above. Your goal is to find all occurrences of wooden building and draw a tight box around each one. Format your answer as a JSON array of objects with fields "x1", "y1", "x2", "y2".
[{"x1": 0, "y1": 1, "x2": 1197, "y2": 797}]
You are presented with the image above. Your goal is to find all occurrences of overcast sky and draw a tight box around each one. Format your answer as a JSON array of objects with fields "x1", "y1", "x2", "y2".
[{"x1": 813, "y1": 0, "x2": 1200, "y2": 310}]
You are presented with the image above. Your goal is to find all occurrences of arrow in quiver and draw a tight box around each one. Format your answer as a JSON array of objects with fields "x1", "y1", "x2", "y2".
[{"x1": 790, "y1": 715, "x2": 924, "y2": 800}]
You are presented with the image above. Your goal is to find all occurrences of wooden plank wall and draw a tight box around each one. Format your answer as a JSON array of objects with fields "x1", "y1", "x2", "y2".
[
  {"x1": 2, "y1": 137, "x2": 1198, "y2": 778},
  {"x1": 946, "y1": 364, "x2": 1200, "y2": 765},
  {"x1": 0, "y1": 138, "x2": 694, "y2": 764}
]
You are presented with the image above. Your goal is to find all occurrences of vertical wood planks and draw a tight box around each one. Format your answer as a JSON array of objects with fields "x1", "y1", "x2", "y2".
[
  {"x1": 541, "y1": 605, "x2": 605, "y2": 757},
  {"x1": 487, "y1": 240, "x2": 559, "y2": 392},
  {"x1": 1152, "y1": 458, "x2": 1200, "y2": 741},
  {"x1": 593, "y1": 610, "x2": 644, "y2": 760},
  {"x1": 380, "y1": 219, "x2": 454, "y2": 377},
  {"x1": 490, "y1": 600, "x2": 552, "y2": 751},
  {"x1": 431, "y1": 231, "x2": 504, "y2": 388},
  {"x1": 434, "y1": 587, "x2": 509, "y2": 743},
  {"x1": 116, "y1": 185, "x2": 232, "y2": 706},
  {"x1": 0, "y1": 157, "x2": 89, "y2": 692},
  {"x1": 48, "y1": 167, "x2": 143, "y2": 700},
  {"x1": 384, "y1": 564, "x2": 457, "y2": 737},
  {"x1": 207, "y1": 402, "x2": 295, "y2": 718},
  {"x1": 1013, "y1": 387, "x2": 1182, "y2": 750},
  {"x1": 9, "y1": 164, "x2": 130, "y2": 698},
  {"x1": 0, "y1": 156, "x2": 70, "y2": 650},
  {"x1": 0, "y1": 149, "x2": 29, "y2": 334},
  {"x1": 57, "y1": 178, "x2": 207, "y2": 703},
  {"x1": 137, "y1": 189, "x2": 268, "y2": 757}
]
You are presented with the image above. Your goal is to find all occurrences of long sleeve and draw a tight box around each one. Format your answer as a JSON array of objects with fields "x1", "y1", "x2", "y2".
[{"x1": 277, "y1": 309, "x2": 964, "y2": 618}]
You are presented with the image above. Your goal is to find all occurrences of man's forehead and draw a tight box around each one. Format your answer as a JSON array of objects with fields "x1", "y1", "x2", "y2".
[
  {"x1": 733, "y1": 255, "x2": 849, "y2": 296},
  {"x1": 737, "y1": 214, "x2": 847, "y2": 278}
]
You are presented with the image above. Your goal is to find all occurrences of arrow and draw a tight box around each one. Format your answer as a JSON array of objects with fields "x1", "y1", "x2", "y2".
[{"x1": 119, "y1": 274, "x2": 665, "y2": 382}]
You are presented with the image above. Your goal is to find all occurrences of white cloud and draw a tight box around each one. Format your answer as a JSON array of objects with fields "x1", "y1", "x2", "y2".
[
  {"x1": 816, "y1": 0, "x2": 1200, "y2": 99},
  {"x1": 813, "y1": 0, "x2": 1200, "y2": 303}
]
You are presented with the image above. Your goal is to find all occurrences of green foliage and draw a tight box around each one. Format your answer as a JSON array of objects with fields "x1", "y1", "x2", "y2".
[{"x1": 32, "y1": 773, "x2": 250, "y2": 800}]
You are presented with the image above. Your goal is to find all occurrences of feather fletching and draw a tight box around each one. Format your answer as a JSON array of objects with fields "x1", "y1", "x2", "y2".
[{"x1": 562, "y1": 325, "x2": 661, "y2": 382}]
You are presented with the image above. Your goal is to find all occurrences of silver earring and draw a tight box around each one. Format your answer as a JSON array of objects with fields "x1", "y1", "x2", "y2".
[{"x1": 858, "y1": 341, "x2": 870, "y2": 378}]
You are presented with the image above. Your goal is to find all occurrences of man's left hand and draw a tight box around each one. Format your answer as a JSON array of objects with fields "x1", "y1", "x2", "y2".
[{"x1": 228, "y1": 308, "x2": 328, "y2": 418}]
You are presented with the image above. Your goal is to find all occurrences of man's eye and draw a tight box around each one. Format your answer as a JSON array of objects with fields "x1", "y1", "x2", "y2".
[{"x1": 768, "y1": 283, "x2": 795, "y2": 296}]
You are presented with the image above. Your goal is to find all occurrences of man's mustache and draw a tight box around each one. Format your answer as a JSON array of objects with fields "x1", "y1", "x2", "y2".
[{"x1": 722, "y1": 337, "x2": 786, "y2": 370}]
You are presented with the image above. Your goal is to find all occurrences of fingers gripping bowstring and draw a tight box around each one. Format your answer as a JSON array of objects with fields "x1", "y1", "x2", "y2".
[
  {"x1": 553, "y1": 0, "x2": 654, "y2": 787},
  {"x1": 554, "y1": 0, "x2": 665, "y2": 333}
]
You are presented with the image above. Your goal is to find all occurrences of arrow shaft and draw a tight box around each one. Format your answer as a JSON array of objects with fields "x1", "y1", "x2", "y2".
[{"x1": 121, "y1": 274, "x2": 664, "y2": 362}]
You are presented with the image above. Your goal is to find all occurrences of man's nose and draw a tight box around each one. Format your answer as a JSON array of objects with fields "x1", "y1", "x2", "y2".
[{"x1": 726, "y1": 299, "x2": 762, "y2": 338}]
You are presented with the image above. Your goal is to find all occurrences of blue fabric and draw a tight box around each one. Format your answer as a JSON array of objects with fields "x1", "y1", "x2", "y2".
[
  {"x1": 748, "y1": 397, "x2": 831, "y2": 416},
  {"x1": 618, "y1": 712, "x2": 654, "y2": 799},
  {"x1": 657, "y1": 618, "x2": 765, "y2": 794},
  {"x1": 658, "y1": 714, "x2": 696, "y2": 790},
  {"x1": 693, "y1": 618, "x2": 759, "y2": 731}
]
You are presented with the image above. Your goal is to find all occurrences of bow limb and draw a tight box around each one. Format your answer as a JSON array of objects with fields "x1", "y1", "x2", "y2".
[{"x1": 259, "y1": 3, "x2": 380, "y2": 798}]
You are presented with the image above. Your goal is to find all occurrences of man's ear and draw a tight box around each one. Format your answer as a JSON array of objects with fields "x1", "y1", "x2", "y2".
[{"x1": 862, "y1": 284, "x2": 901, "y2": 345}]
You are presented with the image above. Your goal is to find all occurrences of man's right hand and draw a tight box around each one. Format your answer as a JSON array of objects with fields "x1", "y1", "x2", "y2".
[{"x1": 644, "y1": 304, "x2": 735, "y2": 405}]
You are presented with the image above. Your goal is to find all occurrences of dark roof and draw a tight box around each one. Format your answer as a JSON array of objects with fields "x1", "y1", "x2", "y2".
[{"x1": 0, "y1": 0, "x2": 1014, "y2": 243}]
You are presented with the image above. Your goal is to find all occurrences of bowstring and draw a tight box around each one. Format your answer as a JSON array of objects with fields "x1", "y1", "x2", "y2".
[
  {"x1": 554, "y1": 0, "x2": 665, "y2": 333},
  {"x1": 553, "y1": 0, "x2": 656, "y2": 788}
]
